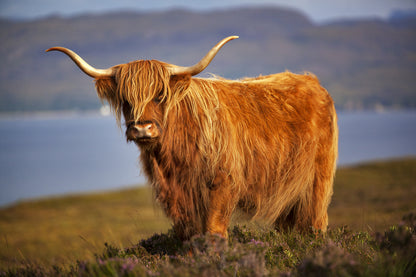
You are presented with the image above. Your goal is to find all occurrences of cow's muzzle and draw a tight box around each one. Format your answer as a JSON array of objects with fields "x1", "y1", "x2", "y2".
[{"x1": 126, "y1": 121, "x2": 160, "y2": 142}]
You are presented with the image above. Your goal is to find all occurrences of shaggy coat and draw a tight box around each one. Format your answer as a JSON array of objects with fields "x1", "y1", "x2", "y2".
[{"x1": 94, "y1": 60, "x2": 338, "y2": 239}]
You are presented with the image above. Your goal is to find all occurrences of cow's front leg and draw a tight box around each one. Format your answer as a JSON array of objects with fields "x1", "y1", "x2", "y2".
[{"x1": 205, "y1": 176, "x2": 237, "y2": 238}]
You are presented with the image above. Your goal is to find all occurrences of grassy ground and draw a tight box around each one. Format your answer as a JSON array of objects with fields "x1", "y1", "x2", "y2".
[
  {"x1": 329, "y1": 158, "x2": 416, "y2": 231},
  {"x1": 0, "y1": 158, "x2": 415, "y2": 274},
  {"x1": 0, "y1": 188, "x2": 171, "y2": 268}
]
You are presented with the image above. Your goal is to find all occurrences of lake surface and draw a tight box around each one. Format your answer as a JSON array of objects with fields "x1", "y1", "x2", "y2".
[{"x1": 1, "y1": 111, "x2": 415, "y2": 207}]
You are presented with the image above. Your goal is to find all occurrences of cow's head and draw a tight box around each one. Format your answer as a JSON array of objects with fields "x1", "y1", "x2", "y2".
[{"x1": 47, "y1": 36, "x2": 238, "y2": 147}]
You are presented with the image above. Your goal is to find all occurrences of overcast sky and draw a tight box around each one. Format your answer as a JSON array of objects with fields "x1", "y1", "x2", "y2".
[{"x1": 1, "y1": 0, "x2": 415, "y2": 22}]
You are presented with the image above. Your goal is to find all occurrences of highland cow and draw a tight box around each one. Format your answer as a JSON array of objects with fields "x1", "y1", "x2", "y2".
[{"x1": 47, "y1": 36, "x2": 338, "y2": 240}]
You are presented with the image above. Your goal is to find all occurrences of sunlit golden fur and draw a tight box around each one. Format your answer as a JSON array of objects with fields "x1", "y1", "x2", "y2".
[{"x1": 95, "y1": 60, "x2": 338, "y2": 240}]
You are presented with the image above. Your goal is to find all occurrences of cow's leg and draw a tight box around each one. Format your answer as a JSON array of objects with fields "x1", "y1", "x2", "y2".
[
  {"x1": 205, "y1": 175, "x2": 237, "y2": 237},
  {"x1": 311, "y1": 131, "x2": 337, "y2": 232},
  {"x1": 205, "y1": 187, "x2": 236, "y2": 237},
  {"x1": 310, "y1": 167, "x2": 334, "y2": 232}
]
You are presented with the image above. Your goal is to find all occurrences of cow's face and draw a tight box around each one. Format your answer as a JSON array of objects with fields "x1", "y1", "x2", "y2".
[
  {"x1": 96, "y1": 60, "x2": 169, "y2": 147},
  {"x1": 116, "y1": 63, "x2": 192, "y2": 148}
]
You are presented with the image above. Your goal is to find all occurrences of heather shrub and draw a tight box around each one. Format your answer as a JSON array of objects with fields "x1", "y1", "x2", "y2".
[
  {"x1": 372, "y1": 213, "x2": 416, "y2": 277},
  {"x1": 3, "y1": 213, "x2": 416, "y2": 276},
  {"x1": 297, "y1": 240, "x2": 361, "y2": 276}
]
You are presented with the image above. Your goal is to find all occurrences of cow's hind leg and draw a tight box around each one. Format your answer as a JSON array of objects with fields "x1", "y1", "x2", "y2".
[
  {"x1": 310, "y1": 166, "x2": 335, "y2": 232},
  {"x1": 313, "y1": 102, "x2": 338, "y2": 232},
  {"x1": 311, "y1": 141, "x2": 337, "y2": 232}
]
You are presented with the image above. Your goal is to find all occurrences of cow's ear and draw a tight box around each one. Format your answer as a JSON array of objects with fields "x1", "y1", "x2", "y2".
[
  {"x1": 169, "y1": 73, "x2": 191, "y2": 94},
  {"x1": 95, "y1": 77, "x2": 117, "y2": 101}
]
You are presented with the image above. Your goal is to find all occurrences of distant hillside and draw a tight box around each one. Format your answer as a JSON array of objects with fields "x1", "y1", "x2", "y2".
[{"x1": 0, "y1": 7, "x2": 415, "y2": 112}]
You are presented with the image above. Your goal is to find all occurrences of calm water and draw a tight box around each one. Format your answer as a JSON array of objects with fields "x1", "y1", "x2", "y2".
[{"x1": 1, "y1": 111, "x2": 415, "y2": 207}]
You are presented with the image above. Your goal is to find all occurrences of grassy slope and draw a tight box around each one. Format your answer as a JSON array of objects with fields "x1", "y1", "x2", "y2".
[
  {"x1": 329, "y1": 158, "x2": 416, "y2": 231},
  {"x1": 0, "y1": 158, "x2": 415, "y2": 271},
  {"x1": 0, "y1": 188, "x2": 171, "y2": 268}
]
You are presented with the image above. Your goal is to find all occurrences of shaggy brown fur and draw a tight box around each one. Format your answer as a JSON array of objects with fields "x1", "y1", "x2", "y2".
[{"x1": 94, "y1": 59, "x2": 338, "y2": 240}]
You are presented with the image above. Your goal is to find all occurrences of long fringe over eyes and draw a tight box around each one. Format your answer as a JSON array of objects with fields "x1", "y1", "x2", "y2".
[{"x1": 95, "y1": 60, "x2": 171, "y2": 125}]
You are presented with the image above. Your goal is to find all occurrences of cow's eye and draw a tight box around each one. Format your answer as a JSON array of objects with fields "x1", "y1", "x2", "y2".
[
  {"x1": 153, "y1": 97, "x2": 161, "y2": 104},
  {"x1": 153, "y1": 91, "x2": 164, "y2": 104}
]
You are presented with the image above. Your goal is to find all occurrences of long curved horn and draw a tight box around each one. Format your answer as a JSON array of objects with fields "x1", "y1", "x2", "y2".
[
  {"x1": 45, "y1": 47, "x2": 116, "y2": 78},
  {"x1": 169, "y1": 36, "x2": 239, "y2": 76}
]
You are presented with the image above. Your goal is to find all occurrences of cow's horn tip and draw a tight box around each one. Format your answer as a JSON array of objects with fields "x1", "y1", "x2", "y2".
[{"x1": 45, "y1": 47, "x2": 57, "y2": 52}]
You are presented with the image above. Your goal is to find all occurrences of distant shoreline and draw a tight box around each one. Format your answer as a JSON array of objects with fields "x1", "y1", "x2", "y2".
[
  {"x1": 0, "y1": 106, "x2": 113, "y2": 121},
  {"x1": 1, "y1": 107, "x2": 415, "y2": 121}
]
